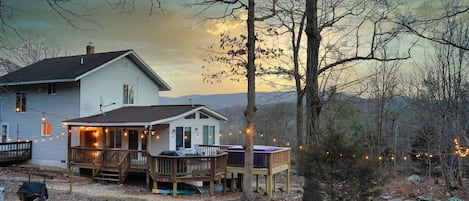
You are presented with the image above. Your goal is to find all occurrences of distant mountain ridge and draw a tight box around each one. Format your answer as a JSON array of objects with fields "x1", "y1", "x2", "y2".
[{"x1": 160, "y1": 92, "x2": 297, "y2": 110}]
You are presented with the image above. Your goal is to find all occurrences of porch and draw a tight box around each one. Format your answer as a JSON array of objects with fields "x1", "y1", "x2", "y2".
[
  {"x1": 0, "y1": 141, "x2": 32, "y2": 164},
  {"x1": 68, "y1": 147, "x2": 148, "y2": 183},
  {"x1": 68, "y1": 145, "x2": 228, "y2": 196}
]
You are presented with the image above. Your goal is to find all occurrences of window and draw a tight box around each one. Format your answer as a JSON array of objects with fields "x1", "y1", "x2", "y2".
[
  {"x1": 184, "y1": 127, "x2": 191, "y2": 148},
  {"x1": 203, "y1": 125, "x2": 215, "y2": 145},
  {"x1": 184, "y1": 113, "x2": 196, "y2": 119},
  {"x1": 109, "y1": 129, "x2": 122, "y2": 148},
  {"x1": 48, "y1": 83, "x2": 56, "y2": 94},
  {"x1": 123, "y1": 84, "x2": 134, "y2": 104},
  {"x1": 16, "y1": 92, "x2": 26, "y2": 112},
  {"x1": 42, "y1": 122, "x2": 51, "y2": 136},
  {"x1": 199, "y1": 112, "x2": 209, "y2": 119},
  {"x1": 1, "y1": 123, "x2": 8, "y2": 143}
]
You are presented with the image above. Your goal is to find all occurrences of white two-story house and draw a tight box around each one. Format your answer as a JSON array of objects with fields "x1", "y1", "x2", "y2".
[{"x1": 0, "y1": 45, "x2": 226, "y2": 169}]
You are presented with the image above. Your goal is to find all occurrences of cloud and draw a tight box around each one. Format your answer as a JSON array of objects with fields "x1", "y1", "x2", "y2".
[{"x1": 205, "y1": 12, "x2": 246, "y2": 35}]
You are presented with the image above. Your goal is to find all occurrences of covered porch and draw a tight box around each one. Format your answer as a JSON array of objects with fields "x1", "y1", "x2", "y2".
[{"x1": 64, "y1": 105, "x2": 229, "y2": 196}]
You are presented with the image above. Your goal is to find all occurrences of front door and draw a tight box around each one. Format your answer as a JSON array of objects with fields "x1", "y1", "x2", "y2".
[{"x1": 128, "y1": 130, "x2": 139, "y2": 150}]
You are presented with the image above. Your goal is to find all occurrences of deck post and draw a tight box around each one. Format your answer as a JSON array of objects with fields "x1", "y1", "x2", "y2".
[
  {"x1": 209, "y1": 181, "x2": 214, "y2": 196},
  {"x1": 223, "y1": 172, "x2": 227, "y2": 195},
  {"x1": 68, "y1": 166, "x2": 73, "y2": 194},
  {"x1": 267, "y1": 174, "x2": 273, "y2": 197},
  {"x1": 255, "y1": 175, "x2": 259, "y2": 192},
  {"x1": 286, "y1": 167, "x2": 290, "y2": 194},
  {"x1": 67, "y1": 126, "x2": 72, "y2": 163},
  {"x1": 272, "y1": 174, "x2": 277, "y2": 192},
  {"x1": 172, "y1": 182, "x2": 177, "y2": 197},
  {"x1": 171, "y1": 159, "x2": 177, "y2": 197}
]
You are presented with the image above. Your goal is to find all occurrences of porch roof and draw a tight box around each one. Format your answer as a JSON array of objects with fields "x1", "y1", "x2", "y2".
[{"x1": 63, "y1": 105, "x2": 227, "y2": 126}]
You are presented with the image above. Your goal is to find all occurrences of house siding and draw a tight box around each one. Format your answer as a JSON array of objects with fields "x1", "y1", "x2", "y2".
[
  {"x1": 0, "y1": 82, "x2": 80, "y2": 167},
  {"x1": 167, "y1": 111, "x2": 222, "y2": 151},
  {"x1": 80, "y1": 56, "x2": 160, "y2": 117}
]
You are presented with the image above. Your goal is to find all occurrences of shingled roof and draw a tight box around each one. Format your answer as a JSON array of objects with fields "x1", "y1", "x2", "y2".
[
  {"x1": 63, "y1": 105, "x2": 227, "y2": 126},
  {"x1": 0, "y1": 50, "x2": 170, "y2": 90}
]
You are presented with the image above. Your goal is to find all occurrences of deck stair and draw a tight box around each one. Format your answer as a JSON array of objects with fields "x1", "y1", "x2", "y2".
[
  {"x1": 93, "y1": 167, "x2": 127, "y2": 183},
  {"x1": 92, "y1": 150, "x2": 131, "y2": 184}
]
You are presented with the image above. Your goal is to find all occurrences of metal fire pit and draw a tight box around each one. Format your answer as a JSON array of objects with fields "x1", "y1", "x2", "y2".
[{"x1": 16, "y1": 175, "x2": 48, "y2": 201}]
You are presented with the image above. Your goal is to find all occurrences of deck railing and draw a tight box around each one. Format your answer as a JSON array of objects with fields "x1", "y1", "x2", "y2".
[
  {"x1": 69, "y1": 146, "x2": 102, "y2": 164},
  {"x1": 69, "y1": 147, "x2": 148, "y2": 167},
  {"x1": 0, "y1": 141, "x2": 32, "y2": 163},
  {"x1": 129, "y1": 150, "x2": 147, "y2": 168},
  {"x1": 197, "y1": 145, "x2": 291, "y2": 169},
  {"x1": 148, "y1": 152, "x2": 228, "y2": 181}
]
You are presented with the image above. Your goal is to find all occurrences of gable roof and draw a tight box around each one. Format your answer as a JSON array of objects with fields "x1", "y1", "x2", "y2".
[
  {"x1": 63, "y1": 105, "x2": 228, "y2": 126},
  {"x1": 0, "y1": 50, "x2": 171, "y2": 91}
]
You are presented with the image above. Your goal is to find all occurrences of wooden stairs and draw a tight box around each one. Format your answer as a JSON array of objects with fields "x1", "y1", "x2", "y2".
[
  {"x1": 93, "y1": 167, "x2": 128, "y2": 184},
  {"x1": 92, "y1": 150, "x2": 131, "y2": 184}
]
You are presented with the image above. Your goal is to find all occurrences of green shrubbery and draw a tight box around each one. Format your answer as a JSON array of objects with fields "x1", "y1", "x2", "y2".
[{"x1": 302, "y1": 129, "x2": 383, "y2": 201}]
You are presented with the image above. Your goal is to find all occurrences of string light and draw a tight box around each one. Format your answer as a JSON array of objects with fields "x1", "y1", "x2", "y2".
[{"x1": 454, "y1": 138, "x2": 469, "y2": 157}]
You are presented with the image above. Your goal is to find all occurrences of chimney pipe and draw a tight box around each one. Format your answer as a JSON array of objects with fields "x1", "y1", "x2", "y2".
[{"x1": 86, "y1": 43, "x2": 95, "y2": 54}]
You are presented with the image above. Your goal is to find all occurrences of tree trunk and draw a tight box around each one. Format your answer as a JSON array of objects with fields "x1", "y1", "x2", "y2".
[
  {"x1": 305, "y1": 0, "x2": 321, "y2": 147},
  {"x1": 243, "y1": 0, "x2": 255, "y2": 200}
]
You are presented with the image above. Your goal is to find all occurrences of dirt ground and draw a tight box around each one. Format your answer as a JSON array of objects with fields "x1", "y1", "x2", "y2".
[
  {"x1": 376, "y1": 174, "x2": 469, "y2": 201},
  {"x1": 0, "y1": 165, "x2": 303, "y2": 201},
  {"x1": 3, "y1": 165, "x2": 468, "y2": 201}
]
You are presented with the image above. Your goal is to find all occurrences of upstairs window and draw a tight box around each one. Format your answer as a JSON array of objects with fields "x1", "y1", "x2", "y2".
[
  {"x1": 199, "y1": 112, "x2": 209, "y2": 119},
  {"x1": 48, "y1": 83, "x2": 56, "y2": 94},
  {"x1": 184, "y1": 113, "x2": 196, "y2": 119},
  {"x1": 123, "y1": 84, "x2": 134, "y2": 104},
  {"x1": 16, "y1": 92, "x2": 26, "y2": 112},
  {"x1": 42, "y1": 122, "x2": 51, "y2": 136}
]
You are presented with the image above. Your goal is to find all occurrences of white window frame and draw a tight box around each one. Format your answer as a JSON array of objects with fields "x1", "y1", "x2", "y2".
[
  {"x1": 16, "y1": 92, "x2": 26, "y2": 112},
  {"x1": 123, "y1": 84, "x2": 135, "y2": 104},
  {"x1": 1, "y1": 123, "x2": 8, "y2": 143}
]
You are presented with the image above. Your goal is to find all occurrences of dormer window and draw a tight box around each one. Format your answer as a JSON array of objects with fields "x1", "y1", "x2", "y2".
[
  {"x1": 48, "y1": 83, "x2": 56, "y2": 94},
  {"x1": 123, "y1": 84, "x2": 134, "y2": 104}
]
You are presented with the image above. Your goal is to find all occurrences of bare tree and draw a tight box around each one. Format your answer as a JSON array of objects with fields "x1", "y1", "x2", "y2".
[
  {"x1": 410, "y1": 1, "x2": 469, "y2": 190},
  {"x1": 194, "y1": 1, "x2": 277, "y2": 199},
  {"x1": 1, "y1": 36, "x2": 64, "y2": 67},
  {"x1": 365, "y1": 50, "x2": 401, "y2": 161}
]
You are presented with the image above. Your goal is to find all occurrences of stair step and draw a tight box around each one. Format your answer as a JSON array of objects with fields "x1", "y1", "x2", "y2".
[
  {"x1": 94, "y1": 177, "x2": 120, "y2": 182},
  {"x1": 98, "y1": 173, "x2": 120, "y2": 177}
]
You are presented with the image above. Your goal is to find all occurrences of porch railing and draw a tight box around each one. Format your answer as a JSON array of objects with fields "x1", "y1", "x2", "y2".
[
  {"x1": 129, "y1": 150, "x2": 147, "y2": 168},
  {"x1": 0, "y1": 141, "x2": 32, "y2": 163},
  {"x1": 69, "y1": 146, "x2": 102, "y2": 164}
]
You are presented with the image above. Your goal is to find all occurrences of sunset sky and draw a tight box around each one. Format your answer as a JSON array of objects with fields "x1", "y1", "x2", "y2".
[
  {"x1": 3, "y1": 0, "x2": 269, "y2": 97},
  {"x1": 1, "y1": 0, "x2": 452, "y2": 97}
]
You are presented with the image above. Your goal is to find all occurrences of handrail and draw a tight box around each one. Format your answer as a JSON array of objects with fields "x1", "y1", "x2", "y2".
[
  {"x1": 117, "y1": 152, "x2": 131, "y2": 183},
  {"x1": 92, "y1": 150, "x2": 104, "y2": 177}
]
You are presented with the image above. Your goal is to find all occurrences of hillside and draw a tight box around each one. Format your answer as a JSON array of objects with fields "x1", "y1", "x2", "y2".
[{"x1": 160, "y1": 92, "x2": 296, "y2": 110}]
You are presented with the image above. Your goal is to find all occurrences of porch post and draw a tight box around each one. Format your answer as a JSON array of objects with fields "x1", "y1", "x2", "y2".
[
  {"x1": 67, "y1": 125, "x2": 72, "y2": 163},
  {"x1": 102, "y1": 127, "x2": 106, "y2": 150}
]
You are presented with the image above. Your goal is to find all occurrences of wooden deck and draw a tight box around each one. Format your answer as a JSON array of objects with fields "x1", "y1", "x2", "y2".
[
  {"x1": 148, "y1": 152, "x2": 228, "y2": 197},
  {"x1": 68, "y1": 147, "x2": 146, "y2": 184},
  {"x1": 68, "y1": 145, "x2": 290, "y2": 197},
  {"x1": 200, "y1": 145, "x2": 291, "y2": 197},
  {"x1": 0, "y1": 141, "x2": 32, "y2": 164}
]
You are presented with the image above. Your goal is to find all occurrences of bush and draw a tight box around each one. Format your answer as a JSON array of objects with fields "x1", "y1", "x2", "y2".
[{"x1": 302, "y1": 129, "x2": 383, "y2": 201}]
